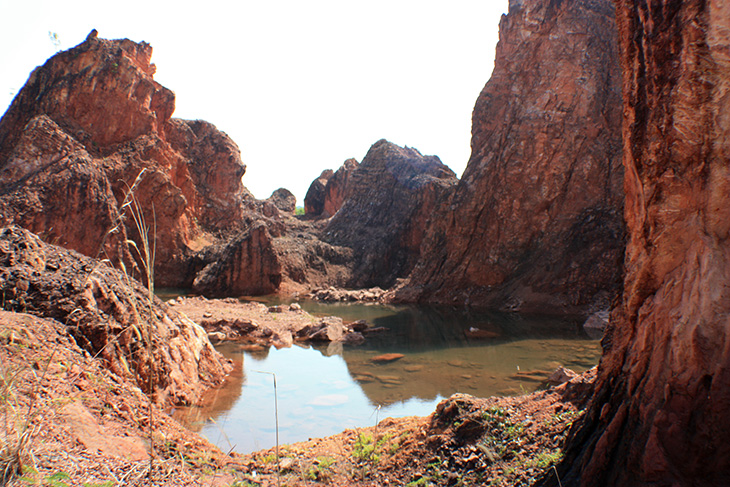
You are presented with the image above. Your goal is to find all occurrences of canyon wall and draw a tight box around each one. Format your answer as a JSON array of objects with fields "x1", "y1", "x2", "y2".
[
  {"x1": 551, "y1": 1, "x2": 730, "y2": 485},
  {"x1": 392, "y1": 0, "x2": 624, "y2": 314}
]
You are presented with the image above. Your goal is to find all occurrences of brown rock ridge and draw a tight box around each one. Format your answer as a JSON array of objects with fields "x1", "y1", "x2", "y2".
[
  {"x1": 0, "y1": 225, "x2": 231, "y2": 406},
  {"x1": 0, "y1": 31, "x2": 247, "y2": 287},
  {"x1": 325, "y1": 139, "x2": 458, "y2": 288},
  {"x1": 391, "y1": 0, "x2": 624, "y2": 314},
  {"x1": 550, "y1": 1, "x2": 730, "y2": 485}
]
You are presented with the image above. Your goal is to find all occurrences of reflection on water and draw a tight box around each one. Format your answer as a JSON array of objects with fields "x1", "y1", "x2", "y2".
[{"x1": 173, "y1": 303, "x2": 600, "y2": 454}]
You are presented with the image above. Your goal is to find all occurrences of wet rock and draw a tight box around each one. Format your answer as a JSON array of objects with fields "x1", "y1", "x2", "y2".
[
  {"x1": 464, "y1": 328, "x2": 499, "y2": 339},
  {"x1": 349, "y1": 320, "x2": 369, "y2": 332},
  {"x1": 207, "y1": 331, "x2": 226, "y2": 343},
  {"x1": 297, "y1": 316, "x2": 345, "y2": 342}
]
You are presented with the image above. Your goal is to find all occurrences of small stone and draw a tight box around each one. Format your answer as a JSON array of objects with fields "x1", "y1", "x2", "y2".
[{"x1": 371, "y1": 353, "x2": 404, "y2": 363}]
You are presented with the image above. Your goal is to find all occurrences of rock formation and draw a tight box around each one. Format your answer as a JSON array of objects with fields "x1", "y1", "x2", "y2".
[
  {"x1": 325, "y1": 140, "x2": 458, "y2": 288},
  {"x1": 391, "y1": 0, "x2": 623, "y2": 314},
  {"x1": 267, "y1": 187, "x2": 296, "y2": 213},
  {"x1": 550, "y1": 1, "x2": 730, "y2": 485},
  {"x1": 0, "y1": 225, "x2": 231, "y2": 406},
  {"x1": 0, "y1": 33, "x2": 248, "y2": 287},
  {"x1": 304, "y1": 169, "x2": 333, "y2": 217},
  {"x1": 322, "y1": 158, "x2": 359, "y2": 217}
]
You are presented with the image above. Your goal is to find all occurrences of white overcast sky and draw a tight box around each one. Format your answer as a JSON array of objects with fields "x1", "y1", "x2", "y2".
[{"x1": 0, "y1": 1, "x2": 508, "y2": 203}]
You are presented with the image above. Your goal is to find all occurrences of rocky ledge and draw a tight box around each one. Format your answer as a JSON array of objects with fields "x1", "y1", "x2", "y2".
[{"x1": 169, "y1": 295, "x2": 380, "y2": 349}]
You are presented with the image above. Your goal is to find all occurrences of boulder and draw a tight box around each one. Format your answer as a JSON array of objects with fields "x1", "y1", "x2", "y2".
[
  {"x1": 391, "y1": 0, "x2": 623, "y2": 314},
  {"x1": 267, "y1": 188, "x2": 296, "y2": 213},
  {"x1": 322, "y1": 158, "x2": 359, "y2": 217},
  {"x1": 582, "y1": 310, "x2": 609, "y2": 339},
  {"x1": 296, "y1": 316, "x2": 345, "y2": 342},
  {"x1": 546, "y1": 367, "x2": 578, "y2": 387},
  {"x1": 304, "y1": 169, "x2": 334, "y2": 217}
]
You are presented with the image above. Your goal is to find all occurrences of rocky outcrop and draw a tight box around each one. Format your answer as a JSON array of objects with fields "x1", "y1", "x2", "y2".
[
  {"x1": 322, "y1": 158, "x2": 359, "y2": 217},
  {"x1": 0, "y1": 225, "x2": 231, "y2": 406},
  {"x1": 267, "y1": 188, "x2": 296, "y2": 213},
  {"x1": 304, "y1": 169, "x2": 333, "y2": 217},
  {"x1": 552, "y1": 2, "x2": 730, "y2": 486},
  {"x1": 325, "y1": 140, "x2": 458, "y2": 288},
  {"x1": 0, "y1": 32, "x2": 248, "y2": 287},
  {"x1": 192, "y1": 221, "x2": 282, "y2": 297},
  {"x1": 391, "y1": 0, "x2": 623, "y2": 314}
]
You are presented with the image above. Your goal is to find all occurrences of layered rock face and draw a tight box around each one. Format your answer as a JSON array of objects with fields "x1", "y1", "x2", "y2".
[
  {"x1": 0, "y1": 32, "x2": 247, "y2": 286},
  {"x1": 325, "y1": 140, "x2": 458, "y2": 288},
  {"x1": 393, "y1": 0, "x2": 623, "y2": 314},
  {"x1": 553, "y1": 2, "x2": 730, "y2": 485},
  {"x1": 0, "y1": 226, "x2": 231, "y2": 406}
]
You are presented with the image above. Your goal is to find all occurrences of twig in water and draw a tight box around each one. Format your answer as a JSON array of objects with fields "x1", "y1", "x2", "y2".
[
  {"x1": 552, "y1": 465, "x2": 563, "y2": 487},
  {"x1": 254, "y1": 370, "x2": 280, "y2": 487}
]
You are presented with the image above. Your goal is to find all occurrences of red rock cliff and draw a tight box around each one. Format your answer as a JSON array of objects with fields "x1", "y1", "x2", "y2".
[
  {"x1": 551, "y1": 1, "x2": 730, "y2": 485},
  {"x1": 393, "y1": 0, "x2": 624, "y2": 314},
  {"x1": 0, "y1": 32, "x2": 247, "y2": 286}
]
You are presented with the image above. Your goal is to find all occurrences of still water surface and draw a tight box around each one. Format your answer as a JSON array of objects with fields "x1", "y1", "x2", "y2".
[{"x1": 173, "y1": 302, "x2": 600, "y2": 454}]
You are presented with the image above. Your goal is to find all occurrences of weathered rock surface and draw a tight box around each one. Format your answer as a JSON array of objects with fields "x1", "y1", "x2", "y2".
[
  {"x1": 322, "y1": 158, "x2": 359, "y2": 217},
  {"x1": 0, "y1": 33, "x2": 248, "y2": 287},
  {"x1": 0, "y1": 225, "x2": 231, "y2": 406},
  {"x1": 391, "y1": 0, "x2": 623, "y2": 314},
  {"x1": 267, "y1": 187, "x2": 296, "y2": 213},
  {"x1": 304, "y1": 169, "x2": 334, "y2": 217},
  {"x1": 553, "y1": 2, "x2": 730, "y2": 486},
  {"x1": 325, "y1": 140, "x2": 458, "y2": 288},
  {"x1": 192, "y1": 221, "x2": 282, "y2": 297}
]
